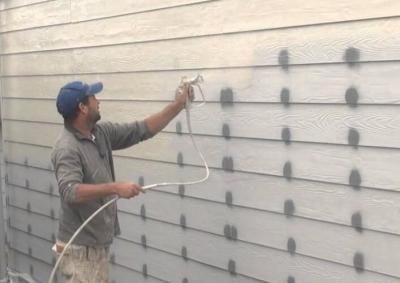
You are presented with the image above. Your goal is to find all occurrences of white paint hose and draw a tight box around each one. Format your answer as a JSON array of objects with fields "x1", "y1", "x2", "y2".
[{"x1": 48, "y1": 75, "x2": 209, "y2": 283}]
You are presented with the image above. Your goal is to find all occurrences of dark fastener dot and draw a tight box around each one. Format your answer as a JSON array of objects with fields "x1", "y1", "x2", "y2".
[
  {"x1": 24, "y1": 158, "x2": 28, "y2": 166},
  {"x1": 280, "y1": 88, "x2": 290, "y2": 106},
  {"x1": 25, "y1": 179, "x2": 30, "y2": 188},
  {"x1": 220, "y1": 88, "x2": 234, "y2": 107},
  {"x1": 284, "y1": 199, "x2": 295, "y2": 217},
  {"x1": 28, "y1": 247, "x2": 32, "y2": 256},
  {"x1": 52, "y1": 233, "x2": 56, "y2": 242},
  {"x1": 142, "y1": 264, "x2": 148, "y2": 277},
  {"x1": 222, "y1": 123, "x2": 231, "y2": 139},
  {"x1": 177, "y1": 152, "x2": 184, "y2": 167},
  {"x1": 287, "y1": 238, "x2": 296, "y2": 255},
  {"x1": 287, "y1": 276, "x2": 296, "y2": 283},
  {"x1": 178, "y1": 184, "x2": 185, "y2": 198},
  {"x1": 278, "y1": 49, "x2": 290, "y2": 71},
  {"x1": 228, "y1": 259, "x2": 236, "y2": 275},
  {"x1": 353, "y1": 252, "x2": 365, "y2": 273},
  {"x1": 283, "y1": 161, "x2": 292, "y2": 180},
  {"x1": 282, "y1": 127, "x2": 291, "y2": 144},
  {"x1": 224, "y1": 224, "x2": 232, "y2": 239},
  {"x1": 349, "y1": 169, "x2": 362, "y2": 190},
  {"x1": 176, "y1": 121, "x2": 182, "y2": 135},
  {"x1": 351, "y1": 212, "x2": 363, "y2": 232},
  {"x1": 345, "y1": 87, "x2": 359, "y2": 107},
  {"x1": 30, "y1": 265, "x2": 34, "y2": 275},
  {"x1": 225, "y1": 191, "x2": 233, "y2": 206},
  {"x1": 344, "y1": 47, "x2": 360, "y2": 66},
  {"x1": 180, "y1": 214, "x2": 187, "y2": 229},
  {"x1": 140, "y1": 204, "x2": 146, "y2": 220},
  {"x1": 27, "y1": 202, "x2": 31, "y2": 212},
  {"x1": 49, "y1": 184, "x2": 54, "y2": 195},
  {"x1": 110, "y1": 253, "x2": 116, "y2": 264},
  {"x1": 348, "y1": 128, "x2": 360, "y2": 148},
  {"x1": 138, "y1": 176, "x2": 144, "y2": 186},
  {"x1": 182, "y1": 278, "x2": 189, "y2": 283},
  {"x1": 27, "y1": 224, "x2": 32, "y2": 234},
  {"x1": 181, "y1": 246, "x2": 188, "y2": 261},
  {"x1": 222, "y1": 157, "x2": 234, "y2": 172},
  {"x1": 141, "y1": 235, "x2": 147, "y2": 248},
  {"x1": 50, "y1": 209, "x2": 55, "y2": 219},
  {"x1": 231, "y1": 226, "x2": 238, "y2": 240}
]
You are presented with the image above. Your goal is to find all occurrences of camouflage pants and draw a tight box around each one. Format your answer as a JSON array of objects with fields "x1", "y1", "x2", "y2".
[{"x1": 54, "y1": 242, "x2": 110, "y2": 283}]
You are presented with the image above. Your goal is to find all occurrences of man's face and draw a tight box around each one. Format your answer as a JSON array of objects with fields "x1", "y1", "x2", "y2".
[{"x1": 87, "y1": 95, "x2": 101, "y2": 123}]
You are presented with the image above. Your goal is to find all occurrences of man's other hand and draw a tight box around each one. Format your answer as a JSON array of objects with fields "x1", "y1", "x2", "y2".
[{"x1": 115, "y1": 182, "x2": 145, "y2": 198}]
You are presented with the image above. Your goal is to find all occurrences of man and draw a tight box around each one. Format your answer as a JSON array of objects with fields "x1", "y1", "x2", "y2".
[{"x1": 51, "y1": 80, "x2": 192, "y2": 282}]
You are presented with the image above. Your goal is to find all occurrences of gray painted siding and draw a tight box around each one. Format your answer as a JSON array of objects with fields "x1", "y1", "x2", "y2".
[
  {"x1": 1, "y1": 1, "x2": 400, "y2": 283},
  {"x1": 0, "y1": 123, "x2": 7, "y2": 279}
]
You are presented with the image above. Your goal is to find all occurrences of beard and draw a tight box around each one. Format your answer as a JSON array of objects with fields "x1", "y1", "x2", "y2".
[{"x1": 89, "y1": 109, "x2": 101, "y2": 125}]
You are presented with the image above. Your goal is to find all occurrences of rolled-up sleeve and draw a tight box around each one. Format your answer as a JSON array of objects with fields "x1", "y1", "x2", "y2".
[
  {"x1": 98, "y1": 121, "x2": 154, "y2": 150},
  {"x1": 52, "y1": 148, "x2": 83, "y2": 203}
]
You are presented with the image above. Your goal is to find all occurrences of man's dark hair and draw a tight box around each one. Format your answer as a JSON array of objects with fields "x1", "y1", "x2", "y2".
[{"x1": 63, "y1": 96, "x2": 90, "y2": 124}]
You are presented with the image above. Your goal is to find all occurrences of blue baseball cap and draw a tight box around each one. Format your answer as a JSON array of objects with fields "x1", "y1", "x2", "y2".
[{"x1": 56, "y1": 81, "x2": 103, "y2": 116}]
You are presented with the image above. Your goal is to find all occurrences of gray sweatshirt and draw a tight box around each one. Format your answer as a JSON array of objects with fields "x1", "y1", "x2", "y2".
[{"x1": 51, "y1": 121, "x2": 153, "y2": 247}]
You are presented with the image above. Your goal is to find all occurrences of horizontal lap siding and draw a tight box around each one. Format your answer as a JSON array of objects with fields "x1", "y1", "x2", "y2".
[
  {"x1": 6, "y1": 189, "x2": 400, "y2": 282},
  {"x1": 0, "y1": 0, "x2": 70, "y2": 33},
  {"x1": 0, "y1": 0, "x2": 54, "y2": 11},
  {"x1": 3, "y1": 120, "x2": 400, "y2": 191},
  {"x1": 3, "y1": 141, "x2": 400, "y2": 280},
  {"x1": 2, "y1": 0, "x2": 400, "y2": 54},
  {"x1": 0, "y1": 0, "x2": 213, "y2": 33},
  {"x1": 4, "y1": 147, "x2": 400, "y2": 235},
  {"x1": 2, "y1": 18, "x2": 400, "y2": 76},
  {"x1": 1, "y1": 0, "x2": 400, "y2": 282},
  {"x1": 3, "y1": 99, "x2": 400, "y2": 148},
  {"x1": 2, "y1": 64, "x2": 400, "y2": 104}
]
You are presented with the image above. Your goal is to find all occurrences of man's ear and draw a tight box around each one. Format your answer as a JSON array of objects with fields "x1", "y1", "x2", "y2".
[{"x1": 78, "y1": 102, "x2": 87, "y2": 114}]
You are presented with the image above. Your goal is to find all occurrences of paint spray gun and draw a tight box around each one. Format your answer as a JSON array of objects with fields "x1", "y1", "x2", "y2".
[{"x1": 178, "y1": 74, "x2": 205, "y2": 109}]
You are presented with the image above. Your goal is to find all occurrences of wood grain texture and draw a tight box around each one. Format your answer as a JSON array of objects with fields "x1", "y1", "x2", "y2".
[
  {"x1": 7, "y1": 243, "x2": 161, "y2": 283},
  {"x1": 0, "y1": 0, "x2": 70, "y2": 33},
  {"x1": 8, "y1": 205, "x2": 57, "y2": 239},
  {"x1": 3, "y1": 120, "x2": 400, "y2": 191},
  {"x1": 7, "y1": 201, "x2": 400, "y2": 283},
  {"x1": 0, "y1": 0, "x2": 212, "y2": 33},
  {"x1": 3, "y1": 0, "x2": 400, "y2": 54},
  {"x1": 7, "y1": 206, "x2": 165, "y2": 283},
  {"x1": 70, "y1": 0, "x2": 216, "y2": 22},
  {"x1": 5, "y1": 148, "x2": 400, "y2": 236},
  {"x1": 2, "y1": 18, "x2": 400, "y2": 76},
  {"x1": 114, "y1": 157, "x2": 400, "y2": 236},
  {"x1": 6, "y1": 152, "x2": 400, "y2": 277},
  {"x1": 112, "y1": 235, "x2": 399, "y2": 283},
  {"x1": 2, "y1": 1, "x2": 400, "y2": 282},
  {"x1": 7, "y1": 250, "x2": 55, "y2": 283},
  {"x1": 4, "y1": 98, "x2": 400, "y2": 148},
  {"x1": 0, "y1": 0, "x2": 53, "y2": 11},
  {"x1": 3, "y1": 62, "x2": 400, "y2": 104},
  {"x1": 8, "y1": 217, "x2": 265, "y2": 283},
  {"x1": 8, "y1": 225, "x2": 53, "y2": 265}
]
